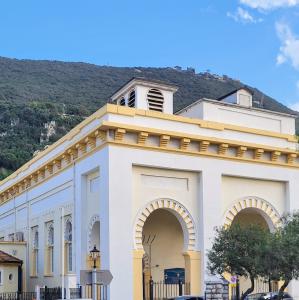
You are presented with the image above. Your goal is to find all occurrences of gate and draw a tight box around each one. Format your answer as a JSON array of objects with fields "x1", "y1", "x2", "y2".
[
  {"x1": 40, "y1": 287, "x2": 64, "y2": 300},
  {"x1": 144, "y1": 280, "x2": 190, "y2": 300}
]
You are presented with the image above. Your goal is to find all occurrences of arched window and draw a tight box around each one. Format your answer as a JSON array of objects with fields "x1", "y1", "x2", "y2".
[
  {"x1": 119, "y1": 97, "x2": 126, "y2": 106},
  {"x1": 31, "y1": 228, "x2": 39, "y2": 276},
  {"x1": 33, "y1": 231, "x2": 39, "y2": 249},
  {"x1": 147, "y1": 89, "x2": 164, "y2": 112},
  {"x1": 47, "y1": 224, "x2": 54, "y2": 274},
  {"x1": 65, "y1": 220, "x2": 72, "y2": 272},
  {"x1": 48, "y1": 225, "x2": 54, "y2": 246},
  {"x1": 128, "y1": 90, "x2": 136, "y2": 108}
]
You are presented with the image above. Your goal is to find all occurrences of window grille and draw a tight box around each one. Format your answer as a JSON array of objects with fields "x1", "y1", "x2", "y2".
[
  {"x1": 65, "y1": 219, "x2": 73, "y2": 272},
  {"x1": 48, "y1": 225, "x2": 54, "y2": 246},
  {"x1": 33, "y1": 231, "x2": 39, "y2": 249},
  {"x1": 47, "y1": 224, "x2": 54, "y2": 273}
]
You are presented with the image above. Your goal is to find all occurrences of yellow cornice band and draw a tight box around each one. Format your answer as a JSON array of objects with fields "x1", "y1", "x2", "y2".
[{"x1": 1, "y1": 104, "x2": 296, "y2": 186}]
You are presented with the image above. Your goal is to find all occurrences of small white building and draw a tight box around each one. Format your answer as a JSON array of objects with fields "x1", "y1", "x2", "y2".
[
  {"x1": 0, "y1": 247, "x2": 24, "y2": 293},
  {"x1": 0, "y1": 78, "x2": 298, "y2": 299}
]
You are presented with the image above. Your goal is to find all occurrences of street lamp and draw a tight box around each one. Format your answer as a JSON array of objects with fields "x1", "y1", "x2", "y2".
[
  {"x1": 89, "y1": 245, "x2": 100, "y2": 300},
  {"x1": 90, "y1": 245, "x2": 100, "y2": 269}
]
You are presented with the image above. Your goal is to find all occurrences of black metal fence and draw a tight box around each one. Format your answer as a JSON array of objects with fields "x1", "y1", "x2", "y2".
[
  {"x1": 79, "y1": 284, "x2": 108, "y2": 300},
  {"x1": 40, "y1": 287, "x2": 64, "y2": 300},
  {"x1": 69, "y1": 288, "x2": 81, "y2": 299},
  {"x1": 144, "y1": 280, "x2": 190, "y2": 300},
  {"x1": 0, "y1": 292, "x2": 36, "y2": 300},
  {"x1": 40, "y1": 285, "x2": 107, "y2": 300}
]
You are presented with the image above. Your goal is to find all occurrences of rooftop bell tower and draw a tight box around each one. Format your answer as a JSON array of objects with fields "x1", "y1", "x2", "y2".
[{"x1": 110, "y1": 77, "x2": 178, "y2": 114}]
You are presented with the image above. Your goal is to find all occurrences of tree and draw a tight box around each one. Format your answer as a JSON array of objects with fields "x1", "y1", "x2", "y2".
[
  {"x1": 208, "y1": 224, "x2": 270, "y2": 300},
  {"x1": 268, "y1": 213, "x2": 299, "y2": 299}
]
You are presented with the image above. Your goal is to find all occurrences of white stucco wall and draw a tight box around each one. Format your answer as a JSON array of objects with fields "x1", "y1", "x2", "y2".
[{"x1": 178, "y1": 99, "x2": 296, "y2": 135}]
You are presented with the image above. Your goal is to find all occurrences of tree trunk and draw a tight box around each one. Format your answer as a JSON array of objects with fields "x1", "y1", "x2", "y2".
[
  {"x1": 241, "y1": 276, "x2": 255, "y2": 300},
  {"x1": 278, "y1": 280, "x2": 289, "y2": 300}
]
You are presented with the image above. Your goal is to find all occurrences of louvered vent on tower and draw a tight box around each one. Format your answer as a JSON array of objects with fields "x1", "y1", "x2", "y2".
[
  {"x1": 128, "y1": 90, "x2": 136, "y2": 108},
  {"x1": 128, "y1": 90, "x2": 136, "y2": 107},
  {"x1": 119, "y1": 97, "x2": 126, "y2": 106},
  {"x1": 147, "y1": 89, "x2": 164, "y2": 112}
]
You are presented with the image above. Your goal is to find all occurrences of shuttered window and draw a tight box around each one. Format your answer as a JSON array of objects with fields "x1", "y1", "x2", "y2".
[
  {"x1": 147, "y1": 89, "x2": 164, "y2": 112},
  {"x1": 128, "y1": 90, "x2": 136, "y2": 108}
]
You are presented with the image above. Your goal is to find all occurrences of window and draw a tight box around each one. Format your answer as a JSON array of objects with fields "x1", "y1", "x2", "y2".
[
  {"x1": 8, "y1": 233, "x2": 14, "y2": 242},
  {"x1": 32, "y1": 227, "x2": 39, "y2": 276},
  {"x1": 46, "y1": 223, "x2": 54, "y2": 274},
  {"x1": 90, "y1": 176, "x2": 100, "y2": 193},
  {"x1": 119, "y1": 97, "x2": 126, "y2": 106},
  {"x1": 147, "y1": 89, "x2": 164, "y2": 112},
  {"x1": 128, "y1": 90, "x2": 135, "y2": 108},
  {"x1": 15, "y1": 232, "x2": 24, "y2": 242},
  {"x1": 65, "y1": 219, "x2": 72, "y2": 272}
]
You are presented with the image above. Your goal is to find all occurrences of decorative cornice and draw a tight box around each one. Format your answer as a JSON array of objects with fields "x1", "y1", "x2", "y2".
[
  {"x1": 1, "y1": 104, "x2": 296, "y2": 187},
  {"x1": 0, "y1": 106, "x2": 298, "y2": 207}
]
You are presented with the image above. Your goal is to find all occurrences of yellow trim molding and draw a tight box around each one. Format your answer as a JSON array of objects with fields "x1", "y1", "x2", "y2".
[
  {"x1": 1, "y1": 103, "x2": 296, "y2": 186},
  {"x1": 183, "y1": 251, "x2": 202, "y2": 295},
  {"x1": 133, "y1": 249, "x2": 145, "y2": 300}
]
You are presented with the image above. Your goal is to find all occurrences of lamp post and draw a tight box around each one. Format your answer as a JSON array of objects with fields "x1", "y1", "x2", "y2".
[{"x1": 90, "y1": 245, "x2": 100, "y2": 300}]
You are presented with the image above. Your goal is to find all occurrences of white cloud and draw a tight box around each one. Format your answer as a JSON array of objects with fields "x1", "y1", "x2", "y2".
[
  {"x1": 240, "y1": 0, "x2": 299, "y2": 10},
  {"x1": 227, "y1": 7, "x2": 263, "y2": 23},
  {"x1": 276, "y1": 22, "x2": 299, "y2": 69}
]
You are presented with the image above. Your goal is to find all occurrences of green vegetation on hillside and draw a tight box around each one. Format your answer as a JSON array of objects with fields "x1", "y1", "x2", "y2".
[{"x1": 0, "y1": 57, "x2": 297, "y2": 180}]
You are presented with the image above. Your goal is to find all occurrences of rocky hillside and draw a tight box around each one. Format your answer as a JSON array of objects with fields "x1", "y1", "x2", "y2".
[{"x1": 0, "y1": 57, "x2": 296, "y2": 179}]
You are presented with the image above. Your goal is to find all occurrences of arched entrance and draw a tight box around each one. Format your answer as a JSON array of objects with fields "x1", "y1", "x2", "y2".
[
  {"x1": 224, "y1": 197, "x2": 281, "y2": 294},
  {"x1": 143, "y1": 209, "x2": 184, "y2": 282},
  {"x1": 133, "y1": 199, "x2": 201, "y2": 300}
]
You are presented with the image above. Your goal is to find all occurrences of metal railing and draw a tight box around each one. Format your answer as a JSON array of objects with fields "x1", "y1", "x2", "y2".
[
  {"x1": 0, "y1": 292, "x2": 36, "y2": 300},
  {"x1": 39, "y1": 285, "x2": 108, "y2": 300},
  {"x1": 144, "y1": 280, "x2": 190, "y2": 300},
  {"x1": 79, "y1": 285, "x2": 108, "y2": 300},
  {"x1": 40, "y1": 287, "x2": 64, "y2": 300}
]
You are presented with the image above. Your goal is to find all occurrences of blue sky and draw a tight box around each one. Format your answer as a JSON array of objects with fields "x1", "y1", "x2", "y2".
[{"x1": 0, "y1": 0, "x2": 299, "y2": 109}]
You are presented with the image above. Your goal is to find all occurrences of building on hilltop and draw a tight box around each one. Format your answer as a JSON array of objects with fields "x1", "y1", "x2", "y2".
[{"x1": 0, "y1": 77, "x2": 298, "y2": 299}]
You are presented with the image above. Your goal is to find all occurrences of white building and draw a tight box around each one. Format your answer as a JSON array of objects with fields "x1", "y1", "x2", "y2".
[{"x1": 0, "y1": 77, "x2": 298, "y2": 299}]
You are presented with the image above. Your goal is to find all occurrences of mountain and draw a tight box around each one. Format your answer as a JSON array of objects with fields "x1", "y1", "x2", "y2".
[{"x1": 0, "y1": 57, "x2": 297, "y2": 179}]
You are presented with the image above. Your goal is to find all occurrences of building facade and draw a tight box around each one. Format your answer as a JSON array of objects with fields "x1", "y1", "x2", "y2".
[{"x1": 0, "y1": 78, "x2": 298, "y2": 299}]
